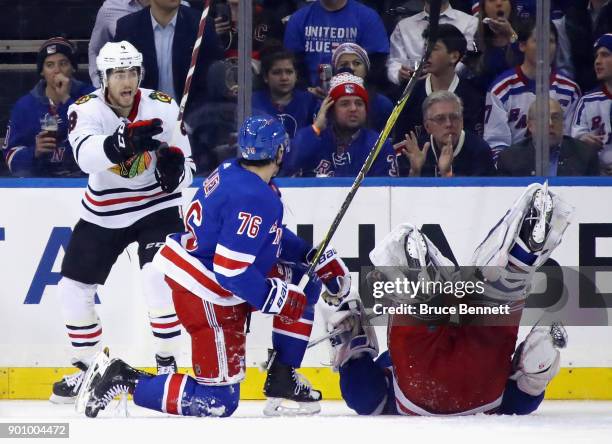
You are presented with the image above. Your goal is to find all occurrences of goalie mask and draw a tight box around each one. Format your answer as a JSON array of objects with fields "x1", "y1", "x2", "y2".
[{"x1": 96, "y1": 41, "x2": 144, "y2": 94}]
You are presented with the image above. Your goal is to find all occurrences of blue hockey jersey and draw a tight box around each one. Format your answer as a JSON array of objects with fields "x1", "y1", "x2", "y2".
[{"x1": 153, "y1": 159, "x2": 311, "y2": 308}]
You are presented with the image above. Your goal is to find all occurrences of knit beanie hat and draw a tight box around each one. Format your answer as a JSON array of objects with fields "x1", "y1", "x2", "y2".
[
  {"x1": 37, "y1": 37, "x2": 78, "y2": 74},
  {"x1": 328, "y1": 72, "x2": 369, "y2": 107},
  {"x1": 331, "y1": 42, "x2": 371, "y2": 73}
]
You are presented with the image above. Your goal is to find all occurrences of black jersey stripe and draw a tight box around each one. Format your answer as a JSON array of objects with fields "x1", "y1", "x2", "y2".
[
  {"x1": 87, "y1": 182, "x2": 161, "y2": 196},
  {"x1": 81, "y1": 192, "x2": 181, "y2": 216}
]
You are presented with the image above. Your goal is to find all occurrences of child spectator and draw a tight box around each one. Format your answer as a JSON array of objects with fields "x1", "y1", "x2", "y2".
[{"x1": 252, "y1": 48, "x2": 319, "y2": 138}]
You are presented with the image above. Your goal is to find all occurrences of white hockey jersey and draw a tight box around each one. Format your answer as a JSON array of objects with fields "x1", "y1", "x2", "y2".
[
  {"x1": 484, "y1": 67, "x2": 581, "y2": 155},
  {"x1": 67, "y1": 88, "x2": 195, "y2": 228},
  {"x1": 571, "y1": 85, "x2": 612, "y2": 167}
]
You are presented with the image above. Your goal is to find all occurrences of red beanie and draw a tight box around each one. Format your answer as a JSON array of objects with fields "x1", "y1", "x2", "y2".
[{"x1": 328, "y1": 72, "x2": 369, "y2": 108}]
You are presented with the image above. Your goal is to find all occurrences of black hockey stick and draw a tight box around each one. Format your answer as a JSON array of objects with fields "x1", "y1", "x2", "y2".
[{"x1": 299, "y1": 0, "x2": 443, "y2": 289}]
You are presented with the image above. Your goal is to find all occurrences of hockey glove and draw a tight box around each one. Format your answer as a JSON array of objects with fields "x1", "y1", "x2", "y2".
[
  {"x1": 307, "y1": 246, "x2": 351, "y2": 306},
  {"x1": 155, "y1": 143, "x2": 185, "y2": 193},
  {"x1": 262, "y1": 277, "x2": 306, "y2": 322},
  {"x1": 104, "y1": 118, "x2": 163, "y2": 164}
]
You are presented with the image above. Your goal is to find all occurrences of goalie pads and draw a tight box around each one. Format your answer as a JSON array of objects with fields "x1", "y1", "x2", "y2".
[
  {"x1": 470, "y1": 183, "x2": 574, "y2": 304},
  {"x1": 155, "y1": 144, "x2": 185, "y2": 193},
  {"x1": 318, "y1": 294, "x2": 378, "y2": 371},
  {"x1": 510, "y1": 323, "x2": 567, "y2": 396}
]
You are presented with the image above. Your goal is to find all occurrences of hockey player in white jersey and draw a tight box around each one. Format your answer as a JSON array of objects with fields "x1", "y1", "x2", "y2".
[
  {"x1": 484, "y1": 20, "x2": 581, "y2": 158},
  {"x1": 571, "y1": 34, "x2": 612, "y2": 174},
  {"x1": 50, "y1": 41, "x2": 195, "y2": 403}
]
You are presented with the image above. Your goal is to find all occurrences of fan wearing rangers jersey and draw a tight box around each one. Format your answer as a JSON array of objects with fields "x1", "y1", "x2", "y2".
[
  {"x1": 50, "y1": 41, "x2": 195, "y2": 404},
  {"x1": 484, "y1": 20, "x2": 581, "y2": 158},
  {"x1": 571, "y1": 34, "x2": 612, "y2": 174},
  {"x1": 76, "y1": 116, "x2": 352, "y2": 418},
  {"x1": 322, "y1": 183, "x2": 572, "y2": 416}
]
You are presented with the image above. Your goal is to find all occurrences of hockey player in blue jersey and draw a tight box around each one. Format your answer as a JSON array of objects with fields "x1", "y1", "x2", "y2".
[{"x1": 76, "y1": 116, "x2": 352, "y2": 418}]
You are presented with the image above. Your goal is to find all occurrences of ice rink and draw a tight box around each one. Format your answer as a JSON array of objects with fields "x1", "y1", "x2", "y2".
[{"x1": 1, "y1": 400, "x2": 611, "y2": 444}]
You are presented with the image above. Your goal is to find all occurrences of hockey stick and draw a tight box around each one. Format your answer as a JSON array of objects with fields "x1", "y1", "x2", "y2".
[
  {"x1": 299, "y1": 0, "x2": 443, "y2": 289},
  {"x1": 170, "y1": 0, "x2": 211, "y2": 146}
]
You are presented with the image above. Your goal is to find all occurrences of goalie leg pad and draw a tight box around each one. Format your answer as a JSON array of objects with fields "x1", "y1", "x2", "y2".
[
  {"x1": 510, "y1": 324, "x2": 566, "y2": 396},
  {"x1": 469, "y1": 184, "x2": 573, "y2": 304}
]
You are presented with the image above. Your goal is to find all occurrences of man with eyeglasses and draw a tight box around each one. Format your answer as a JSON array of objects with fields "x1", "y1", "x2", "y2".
[
  {"x1": 498, "y1": 98, "x2": 599, "y2": 176},
  {"x1": 394, "y1": 90, "x2": 495, "y2": 177}
]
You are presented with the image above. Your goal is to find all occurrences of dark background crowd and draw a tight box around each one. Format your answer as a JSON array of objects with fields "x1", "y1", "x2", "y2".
[{"x1": 1, "y1": 0, "x2": 611, "y2": 178}]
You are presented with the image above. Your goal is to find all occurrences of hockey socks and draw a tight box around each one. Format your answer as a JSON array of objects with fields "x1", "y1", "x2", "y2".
[
  {"x1": 272, "y1": 305, "x2": 314, "y2": 367},
  {"x1": 133, "y1": 373, "x2": 239, "y2": 417}
]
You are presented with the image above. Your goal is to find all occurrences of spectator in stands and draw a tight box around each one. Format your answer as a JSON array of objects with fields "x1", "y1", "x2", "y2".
[
  {"x1": 470, "y1": 0, "x2": 568, "y2": 20},
  {"x1": 571, "y1": 34, "x2": 612, "y2": 174},
  {"x1": 387, "y1": 0, "x2": 477, "y2": 86},
  {"x1": 462, "y1": 0, "x2": 521, "y2": 92},
  {"x1": 331, "y1": 42, "x2": 393, "y2": 133},
  {"x1": 88, "y1": 0, "x2": 151, "y2": 87},
  {"x1": 252, "y1": 48, "x2": 319, "y2": 139},
  {"x1": 284, "y1": 0, "x2": 390, "y2": 90},
  {"x1": 394, "y1": 24, "x2": 484, "y2": 141},
  {"x1": 498, "y1": 98, "x2": 599, "y2": 176},
  {"x1": 2, "y1": 38, "x2": 94, "y2": 177},
  {"x1": 213, "y1": 0, "x2": 284, "y2": 72},
  {"x1": 556, "y1": 0, "x2": 612, "y2": 93},
  {"x1": 114, "y1": 0, "x2": 221, "y2": 108},
  {"x1": 394, "y1": 90, "x2": 495, "y2": 176},
  {"x1": 285, "y1": 72, "x2": 398, "y2": 177},
  {"x1": 483, "y1": 19, "x2": 581, "y2": 158}
]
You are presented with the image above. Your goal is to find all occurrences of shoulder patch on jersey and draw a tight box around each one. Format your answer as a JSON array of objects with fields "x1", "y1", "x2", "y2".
[
  {"x1": 149, "y1": 91, "x2": 173, "y2": 104},
  {"x1": 75, "y1": 94, "x2": 97, "y2": 105}
]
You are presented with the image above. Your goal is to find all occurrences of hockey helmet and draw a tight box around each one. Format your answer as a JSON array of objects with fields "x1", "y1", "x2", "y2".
[
  {"x1": 96, "y1": 41, "x2": 144, "y2": 92},
  {"x1": 238, "y1": 116, "x2": 289, "y2": 161}
]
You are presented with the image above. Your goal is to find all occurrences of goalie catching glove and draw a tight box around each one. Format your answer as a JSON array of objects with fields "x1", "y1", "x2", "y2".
[
  {"x1": 307, "y1": 246, "x2": 351, "y2": 306},
  {"x1": 155, "y1": 143, "x2": 185, "y2": 193},
  {"x1": 104, "y1": 118, "x2": 163, "y2": 164},
  {"x1": 262, "y1": 277, "x2": 306, "y2": 322}
]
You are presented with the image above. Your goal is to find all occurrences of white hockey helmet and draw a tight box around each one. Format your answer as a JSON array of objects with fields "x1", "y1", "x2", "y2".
[{"x1": 96, "y1": 41, "x2": 144, "y2": 92}]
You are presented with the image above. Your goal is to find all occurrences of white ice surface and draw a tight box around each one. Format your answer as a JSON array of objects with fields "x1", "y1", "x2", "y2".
[{"x1": 1, "y1": 400, "x2": 612, "y2": 444}]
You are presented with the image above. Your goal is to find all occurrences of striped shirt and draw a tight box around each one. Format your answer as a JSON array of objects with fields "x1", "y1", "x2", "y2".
[{"x1": 484, "y1": 66, "x2": 581, "y2": 155}]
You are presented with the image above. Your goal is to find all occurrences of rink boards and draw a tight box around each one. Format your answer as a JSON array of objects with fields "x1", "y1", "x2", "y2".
[{"x1": 1, "y1": 177, "x2": 611, "y2": 399}]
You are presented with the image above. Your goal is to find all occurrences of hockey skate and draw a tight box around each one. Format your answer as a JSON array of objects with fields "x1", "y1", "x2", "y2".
[
  {"x1": 263, "y1": 349, "x2": 322, "y2": 416},
  {"x1": 519, "y1": 183, "x2": 554, "y2": 252},
  {"x1": 49, "y1": 360, "x2": 88, "y2": 404},
  {"x1": 76, "y1": 350, "x2": 149, "y2": 417},
  {"x1": 155, "y1": 354, "x2": 177, "y2": 375}
]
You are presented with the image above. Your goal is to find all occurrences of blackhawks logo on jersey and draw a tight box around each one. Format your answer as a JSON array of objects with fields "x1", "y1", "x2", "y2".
[
  {"x1": 109, "y1": 151, "x2": 152, "y2": 178},
  {"x1": 149, "y1": 91, "x2": 172, "y2": 104},
  {"x1": 75, "y1": 94, "x2": 97, "y2": 105}
]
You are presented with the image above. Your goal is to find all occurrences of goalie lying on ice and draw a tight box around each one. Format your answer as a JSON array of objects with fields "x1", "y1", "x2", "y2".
[{"x1": 320, "y1": 183, "x2": 573, "y2": 416}]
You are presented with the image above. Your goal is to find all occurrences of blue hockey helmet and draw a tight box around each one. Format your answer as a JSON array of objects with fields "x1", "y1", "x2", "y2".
[{"x1": 238, "y1": 116, "x2": 289, "y2": 161}]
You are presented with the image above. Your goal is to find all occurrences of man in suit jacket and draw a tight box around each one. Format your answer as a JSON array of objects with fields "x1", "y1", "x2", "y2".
[
  {"x1": 115, "y1": 0, "x2": 222, "y2": 114},
  {"x1": 498, "y1": 98, "x2": 600, "y2": 176}
]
